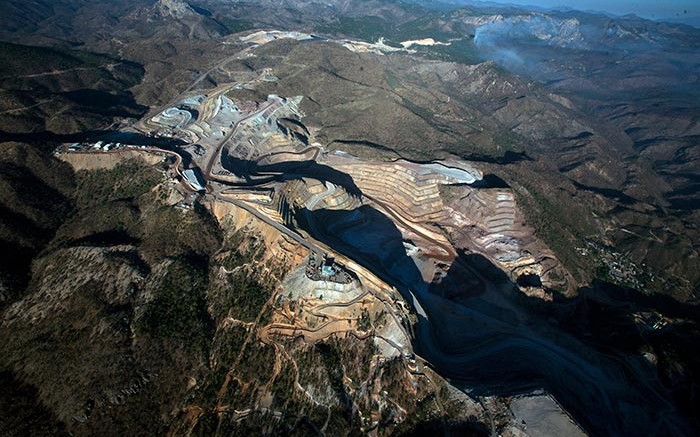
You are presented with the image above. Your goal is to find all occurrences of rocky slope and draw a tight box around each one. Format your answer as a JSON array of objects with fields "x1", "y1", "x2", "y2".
[
  {"x1": 0, "y1": 0, "x2": 698, "y2": 435},
  {"x1": 0, "y1": 142, "x2": 75, "y2": 305},
  {"x1": 0, "y1": 42, "x2": 145, "y2": 137},
  {"x1": 0, "y1": 158, "x2": 503, "y2": 436}
]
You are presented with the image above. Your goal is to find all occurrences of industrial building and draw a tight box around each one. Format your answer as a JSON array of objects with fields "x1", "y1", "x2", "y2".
[{"x1": 306, "y1": 253, "x2": 353, "y2": 284}]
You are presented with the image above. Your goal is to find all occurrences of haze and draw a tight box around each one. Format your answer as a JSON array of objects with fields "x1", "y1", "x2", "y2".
[
  {"x1": 0, "y1": 1, "x2": 699, "y2": 436},
  {"x1": 474, "y1": 0, "x2": 697, "y2": 19}
]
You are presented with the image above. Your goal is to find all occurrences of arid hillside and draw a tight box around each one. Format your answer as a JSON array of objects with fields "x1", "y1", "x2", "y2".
[{"x1": 0, "y1": 1, "x2": 698, "y2": 436}]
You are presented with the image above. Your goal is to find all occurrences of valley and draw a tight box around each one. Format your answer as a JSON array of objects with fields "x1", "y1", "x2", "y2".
[
  {"x1": 0, "y1": 1, "x2": 699, "y2": 436},
  {"x1": 45, "y1": 28, "x2": 693, "y2": 436}
]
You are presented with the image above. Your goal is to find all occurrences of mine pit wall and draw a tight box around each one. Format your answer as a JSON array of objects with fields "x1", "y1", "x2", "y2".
[
  {"x1": 208, "y1": 199, "x2": 309, "y2": 269},
  {"x1": 442, "y1": 186, "x2": 575, "y2": 296},
  {"x1": 220, "y1": 184, "x2": 400, "y2": 295},
  {"x1": 215, "y1": 146, "x2": 571, "y2": 298},
  {"x1": 337, "y1": 164, "x2": 449, "y2": 222},
  {"x1": 208, "y1": 197, "x2": 408, "y2": 324},
  {"x1": 328, "y1": 159, "x2": 574, "y2": 296},
  {"x1": 271, "y1": 184, "x2": 296, "y2": 228}
]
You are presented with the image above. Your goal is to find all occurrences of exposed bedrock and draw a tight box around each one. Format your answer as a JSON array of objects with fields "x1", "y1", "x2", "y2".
[
  {"x1": 250, "y1": 148, "x2": 572, "y2": 297},
  {"x1": 291, "y1": 202, "x2": 690, "y2": 437},
  {"x1": 206, "y1": 81, "x2": 686, "y2": 434},
  {"x1": 317, "y1": 155, "x2": 571, "y2": 295}
]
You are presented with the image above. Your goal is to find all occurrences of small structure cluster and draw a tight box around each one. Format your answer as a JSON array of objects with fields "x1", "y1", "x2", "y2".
[
  {"x1": 305, "y1": 252, "x2": 353, "y2": 284},
  {"x1": 57, "y1": 141, "x2": 151, "y2": 153}
]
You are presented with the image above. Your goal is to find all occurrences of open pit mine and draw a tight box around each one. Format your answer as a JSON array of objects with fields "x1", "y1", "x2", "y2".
[{"x1": 48, "y1": 28, "x2": 694, "y2": 437}]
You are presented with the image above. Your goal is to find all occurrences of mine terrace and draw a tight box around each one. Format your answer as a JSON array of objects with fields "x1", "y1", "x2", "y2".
[{"x1": 55, "y1": 29, "x2": 677, "y2": 436}]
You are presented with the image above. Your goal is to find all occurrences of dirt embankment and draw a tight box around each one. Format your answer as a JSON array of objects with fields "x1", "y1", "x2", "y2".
[
  {"x1": 209, "y1": 199, "x2": 309, "y2": 268},
  {"x1": 59, "y1": 150, "x2": 164, "y2": 171}
]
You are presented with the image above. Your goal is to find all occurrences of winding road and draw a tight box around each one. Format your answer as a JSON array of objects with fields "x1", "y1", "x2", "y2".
[{"x1": 126, "y1": 62, "x2": 692, "y2": 436}]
